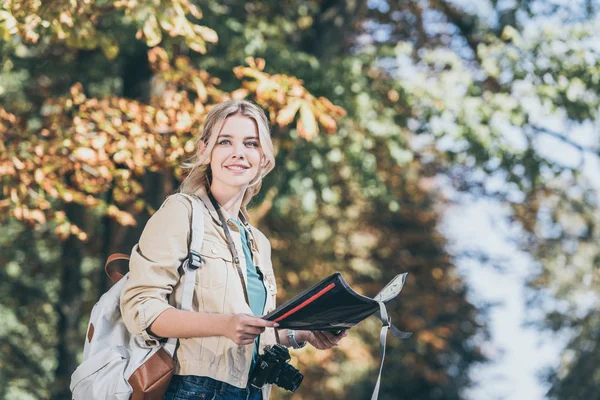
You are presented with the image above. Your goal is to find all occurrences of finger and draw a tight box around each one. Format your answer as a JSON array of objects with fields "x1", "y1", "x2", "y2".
[
  {"x1": 314, "y1": 331, "x2": 336, "y2": 348},
  {"x1": 240, "y1": 331, "x2": 260, "y2": 339},
  {"x1": 240, "y1": 334, "x2": 259, "y2": 341},
  {"x1": 310, "y1": 332, "x2": 327, "y2": 349},
  {"x1": 322, "y1": 331, "x2": 342, "y2": 344},
  {"x1": 233, "y1": 333, "x2": 256, "y2": 345},
  {"x1": 236, "y1": 316, "x2": 276, "y2": 331},
  {"x1": 248, "y1": 317, "x2": 279, "y2": 328},
  {"x1": 319, "y1": 331, "x2": 340, "y2": 347},
  {"x1": 242, "y1": 326, "x2": 265, "y2": 336}
]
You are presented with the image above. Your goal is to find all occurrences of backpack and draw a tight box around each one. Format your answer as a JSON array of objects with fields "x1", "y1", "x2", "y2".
[{"x1": 70, "y1": 193, "x2": 204, "y2": 400}]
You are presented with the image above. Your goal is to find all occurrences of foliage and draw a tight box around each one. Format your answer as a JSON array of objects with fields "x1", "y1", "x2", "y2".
[
  {"x1": 1, "y1": 41, "x2": 341, "y2": 236},
  {"x1": 0, "y1": 2, "x2": 349, "y2": 398},
  {"x1": 5, "y1": 0, "x2": 600, "y2": 399},
  {"x1": 2, "y1": 0, "x2": 216, "y2": 55}
]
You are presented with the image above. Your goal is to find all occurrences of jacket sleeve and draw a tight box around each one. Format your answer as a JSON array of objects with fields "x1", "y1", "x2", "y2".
[{"x1": 120, "y1": 195, "x2": 192, "y2": 344}]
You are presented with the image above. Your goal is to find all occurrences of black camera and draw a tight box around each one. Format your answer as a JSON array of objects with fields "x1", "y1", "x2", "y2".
[{"x1": 249, "y1": 344, "x2": 304, "y2": 392}]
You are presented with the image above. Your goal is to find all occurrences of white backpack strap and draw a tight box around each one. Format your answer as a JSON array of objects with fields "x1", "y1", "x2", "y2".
[
  {"x1": 177, "y1": 193, "x2": 204, "y2": 312},
  {"x1": 163, "y1": 193, "x2": 205, "y2": 357}
]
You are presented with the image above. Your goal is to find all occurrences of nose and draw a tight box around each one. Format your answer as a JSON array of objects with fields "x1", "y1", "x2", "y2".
[{"x1": 231, "y1": 142, "x2": 245, "y2": 159}]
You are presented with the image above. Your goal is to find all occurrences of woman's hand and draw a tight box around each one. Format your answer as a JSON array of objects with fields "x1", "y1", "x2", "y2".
[
  {"x1": 304, "y1": 330, "x2": 348, "y2": 350},
  {"x1": 225, "y1": 314, "x2": 279, "y2": 345}
]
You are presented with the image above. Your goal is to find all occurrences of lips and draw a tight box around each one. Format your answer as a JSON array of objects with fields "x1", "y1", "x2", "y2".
[{"x1": 225, "y1": 164, "x2": 249, "y2": 171}]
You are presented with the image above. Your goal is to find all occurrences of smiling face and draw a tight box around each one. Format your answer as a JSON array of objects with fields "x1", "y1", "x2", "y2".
[{"x1": 208, "y1": 114, "x2": 263, "y2": 195}]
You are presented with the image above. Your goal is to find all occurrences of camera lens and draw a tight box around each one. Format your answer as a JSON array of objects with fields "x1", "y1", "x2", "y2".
[{"x1": 275, "y1": 364, "x2": 304, "y2": 392}]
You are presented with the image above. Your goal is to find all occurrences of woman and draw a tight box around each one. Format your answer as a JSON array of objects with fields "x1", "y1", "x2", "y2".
[{"x1": 121, "y1": 100, "x2": 347, "y2": 400}]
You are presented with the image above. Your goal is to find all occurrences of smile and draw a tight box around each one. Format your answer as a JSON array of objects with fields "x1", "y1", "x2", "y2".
[{"x1": 225, "y1": 165, "x2": 249, "y2": 171}]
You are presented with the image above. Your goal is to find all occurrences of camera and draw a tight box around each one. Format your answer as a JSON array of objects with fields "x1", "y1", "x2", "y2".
[{"x1": 249, "y1": 344, "x2": 304, "y2": 392}]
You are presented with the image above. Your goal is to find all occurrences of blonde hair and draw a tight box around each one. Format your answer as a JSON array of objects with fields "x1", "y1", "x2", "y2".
[{"x1": 179, "y1": 100, "x2": 275, "y2": 207}]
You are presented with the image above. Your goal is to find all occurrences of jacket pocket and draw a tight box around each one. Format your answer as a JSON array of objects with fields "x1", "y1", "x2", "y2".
[{"x1": 197, "y1": 240, "x2": 231, "y2": 289}]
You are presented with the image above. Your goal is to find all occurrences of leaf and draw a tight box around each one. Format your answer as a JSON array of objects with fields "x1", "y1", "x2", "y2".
[
  {"x1": 0, "y1": 10, "x2": 18, "y2": 41},
  {"x1": 174, "y1": 111, "x2": 192, "y2": 132},
  {"x1": 299, "y1": 103, "x2": 318, "y2": 140},
  {"x1": 58, "y1": 11, "x2": 74, "y2": 27},
  {"x1": 245, "y1": 57, "x2": 257, "y2": 69},
  {"x1": 256, "y1": 79, "x2": 277, "y2": 99},
  {"x1": 30, "y1": 209, "x2": 46, "y2": 224},
  {"x1": 318, "y1": 96, "x2": 346, "y2": 117},
  {"x1": 142, "y1": 15, "x2": 162, "y2": 47},
  {"x1": 55, "y1": 222, "x2": 72, "y2": 240},
  {"x1": 73, "y1": 147, "x2": 97, "y2": 163},
  {"x1": 193, "y1": 25, "x2": 218, "y2": 43},
  {"x1": 186, "y1": 36, "x2": 206, "y2": 54},
  {"x1": 186, "y1": 3, "x2": 203, "y2": 19},
  {"x1": 317, "y1": 112, "x2": 337, "y2": 133},
  {"x1": 158, "y1": 15, "x2": 174, "y2": 31},
  {"x1": 296, "y1": 119, "x2": 307, "y2": 140},
  {"x1": 12, "y1": 157, "x2": 25, "y2": 170},
  {"x1": 192, "y1": 76, "x2": 208, "y2": 102},
  {"x1": 276, "y1": 101, "x2": 302, "y2": 127},
  {"x1": 231, "y1": 88, "x2": 249, "y2": 99}
]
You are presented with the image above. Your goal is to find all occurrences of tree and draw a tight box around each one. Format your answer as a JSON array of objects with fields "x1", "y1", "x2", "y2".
[
  {"x1": 1, "y1": 3, "x2": 346, "y2": 399},
  {"x1": 195, "y1": 1, "x2": 600, "y2": 397},
  {"x1": 16, "y1": 0, "x2": 600, "y2": 398}
]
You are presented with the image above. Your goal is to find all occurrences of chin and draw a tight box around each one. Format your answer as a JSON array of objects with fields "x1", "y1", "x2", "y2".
[
  {"x1": 214, "y1": 178, "x2": 251, "y2": 190},
  {"x1": 226, "y1": 173, "x2": 257, "y2": 186},
  {"x1": 228, "y1": 181, "x2": 251, "y2": 189}
]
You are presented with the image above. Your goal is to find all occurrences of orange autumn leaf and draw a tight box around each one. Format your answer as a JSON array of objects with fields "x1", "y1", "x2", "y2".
[
  {"x1": 276, "y1": 101, "x2": 302, "y2": 127},
  {"x1": 299, "y1": 103, "x2": 318, "y2": 140}
]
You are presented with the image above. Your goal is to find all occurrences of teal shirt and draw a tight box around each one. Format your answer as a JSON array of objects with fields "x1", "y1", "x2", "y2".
[{"x1": 232, "y1": 219, "x2": 267, "y2": 372}]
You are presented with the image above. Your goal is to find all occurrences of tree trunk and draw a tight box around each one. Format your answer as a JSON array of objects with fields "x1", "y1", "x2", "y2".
[{"x1": 52, "y1": 203, "x2": 85, "y2": 399}]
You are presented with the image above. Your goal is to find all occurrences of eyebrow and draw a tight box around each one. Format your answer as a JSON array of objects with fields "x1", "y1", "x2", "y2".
[{"x1": 217, "y1": 134, "x2": 259, "y2": 140}]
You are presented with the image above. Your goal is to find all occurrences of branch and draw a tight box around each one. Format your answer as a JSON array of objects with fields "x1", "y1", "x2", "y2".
[
  {"x1": 408, "y1": 1, "x2": 429, "y2": 50},
  {"x1": 430, "y1": 0, "x2": 480, "y2": 56},
  {"x1": 532, "y1": 125, "x2": 598, "y2": 169},
  {"x1": 430, "y1": 0, "x2": 503, "y2": 92},
  {"x1": 533, "y1": 125, "x2": 597, "y2": 153}
]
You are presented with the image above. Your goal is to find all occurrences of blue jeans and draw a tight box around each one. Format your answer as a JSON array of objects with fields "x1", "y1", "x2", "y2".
[{"x1": 164, "y1": 375, "x2": 262, "y2": 400}]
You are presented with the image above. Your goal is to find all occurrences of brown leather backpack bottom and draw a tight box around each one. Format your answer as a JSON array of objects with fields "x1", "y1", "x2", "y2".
[{"x1": 129, "y1": 348, "x2": 175, "y2": 400}]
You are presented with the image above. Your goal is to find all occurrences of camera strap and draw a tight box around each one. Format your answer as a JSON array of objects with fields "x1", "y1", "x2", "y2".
[
  {"x1": 207, "y1": 191, "x2": 251, "y2": 306},
  {"x1": 370, "y1": 301, "x2": 411, "y2": 400},
  {"x1": 369, "y1": 274, "x2": 411, "y2": 400}
]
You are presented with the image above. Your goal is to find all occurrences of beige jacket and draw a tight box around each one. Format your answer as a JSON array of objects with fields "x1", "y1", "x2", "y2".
[{"x1": 120, "y1": 189, "x2": 278, "y2": 398}]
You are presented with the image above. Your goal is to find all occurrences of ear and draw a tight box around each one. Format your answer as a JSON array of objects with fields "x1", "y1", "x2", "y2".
[
  {"x1": 198, "y1": 141, "x2": 211, "y2": 165},
  {"x1": 260, "y1": 156, "x2": 268, "y2": 168}
]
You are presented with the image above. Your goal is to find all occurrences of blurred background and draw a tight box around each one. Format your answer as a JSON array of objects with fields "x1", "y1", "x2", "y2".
[{"x1": 1, "y1": 1, "x2": 599, "y2": 399}]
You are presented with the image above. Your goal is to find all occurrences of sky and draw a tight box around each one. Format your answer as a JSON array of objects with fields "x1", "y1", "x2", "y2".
[
  {"x1": 439, "y1": 115, "x2": 598, "y2": 399},
  {"x1": 441, "y1": 199, "x2": 567, "y2": 400},
  {"x1": 429, "y1": 2, "x2": 600, "y2": 395}
]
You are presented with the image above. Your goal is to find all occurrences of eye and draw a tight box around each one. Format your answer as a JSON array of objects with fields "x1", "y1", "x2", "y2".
[
  {"x1": 218, "y1": 139, "x2": 231, "y2": 145},
  {"x1": 245, "y1": 140, "x2": 259, "y2": 148}
]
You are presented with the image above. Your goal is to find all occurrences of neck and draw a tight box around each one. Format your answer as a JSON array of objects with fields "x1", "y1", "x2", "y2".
[{"x1": 209, "y1": 183, "x2": 246, "y2": 220}]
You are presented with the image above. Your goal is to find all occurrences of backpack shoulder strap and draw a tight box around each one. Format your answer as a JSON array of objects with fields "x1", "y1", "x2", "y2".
[
  {"x1": 162, "y1": 193, "x2": 205, "y2": 357},
  {"x1": 178, "y1": 193, "x2": 204, "y2": 260},
  {"x1": 175, "y1": 193, "x2": 205, "y2": 312}
]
